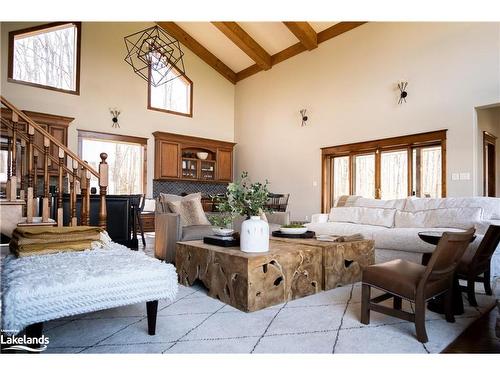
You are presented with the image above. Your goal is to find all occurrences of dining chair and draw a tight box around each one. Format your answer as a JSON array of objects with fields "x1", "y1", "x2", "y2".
[
  {"x1": 265, "y1": 193, "x2": 290, "y2": 212},
  {"x1": 456, "y1": 225, "x2": 500, "y2": 306},
  {"x1": 360, "y1": 228, "x2": 475, "y2": 343}
]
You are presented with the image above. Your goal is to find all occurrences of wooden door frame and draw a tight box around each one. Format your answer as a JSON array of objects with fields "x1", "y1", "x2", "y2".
[{"x1": 483, "y1": 131, "x2": 497, "y2": 197}]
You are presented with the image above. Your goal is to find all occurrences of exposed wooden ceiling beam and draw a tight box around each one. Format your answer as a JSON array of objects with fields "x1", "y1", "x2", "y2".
[
  {"x1": 156, "y1": 22, "x2": 237, "y2": 84},
  {"x1": 212, "y1": 22, "x2": 272, "y2": 70},
  {"x1": 317, "y1": 21, "x2": 367, "y2": 43},
  {"x1": 283, "y1": 22, "x2": 318, "y2": 50},
  {"x1": 236, "y1": 22, "x2": 367, "y2": 82}
]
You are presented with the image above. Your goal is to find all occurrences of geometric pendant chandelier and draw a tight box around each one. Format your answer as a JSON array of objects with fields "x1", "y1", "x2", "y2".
[{"x1": 124, "y1": 25, "x2": 186, "y2": 87}]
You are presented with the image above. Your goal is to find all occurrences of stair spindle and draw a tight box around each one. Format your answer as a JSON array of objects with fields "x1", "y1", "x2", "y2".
[
  {"x1": 33, "y1": 150, "x2": 38, "y2": 200},
  {"x1": 85, "y1": 168, "x2": 91, "y2": 226},
  {"x1": 27, "y1": 125, "x2": 34, "y2": 189},
  {"x1": 57, "y1": 147, "x2": 64, "y2": 227},
  {"x1": 11, "y1": 113, "x2": 18, "y2": 182},
  {"x1": 42, "y1": 137, "x2": 50, "y2": 223},
  {"x1": 19, "y1": 139, "x2": 26, "y2": 212},
  {"x1": 7, "y1": 136, "x2": 11, "y2": 181},
  {"x1": 80, "y1": 164, "x2": 88, "y2": 226},
  {"x1": 98, "y1": 153, "x2": 108, "y2": 229},
  {"x1": 71, "y1": 160, "x2": 78, "y2": 226}
]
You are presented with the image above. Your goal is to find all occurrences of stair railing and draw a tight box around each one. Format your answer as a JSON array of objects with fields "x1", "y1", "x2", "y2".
[{"x1": 1, "y1": 95, "x2": 108, "y2": 229}]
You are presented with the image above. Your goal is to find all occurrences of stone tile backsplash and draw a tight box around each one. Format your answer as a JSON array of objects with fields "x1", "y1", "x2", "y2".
[{"x1": 153, "y1": 180, "x2": 228, "y2": 197}]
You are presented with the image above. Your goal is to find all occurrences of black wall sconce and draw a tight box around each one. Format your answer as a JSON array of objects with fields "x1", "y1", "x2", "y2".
[
  {"x1": 110, "y1": 108, "x2": 121, "y2": 128},
  {"x1": 398, "y1": 81, "x2": 408, "y2": 104},
  {"x1": 300, "y1": 109, "x2": 308, "y2": 126}
]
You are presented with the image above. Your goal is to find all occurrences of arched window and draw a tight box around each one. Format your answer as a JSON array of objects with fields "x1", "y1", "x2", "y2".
[{"x1": 148, "y1": 66, "x2": 193, "y2": 117}]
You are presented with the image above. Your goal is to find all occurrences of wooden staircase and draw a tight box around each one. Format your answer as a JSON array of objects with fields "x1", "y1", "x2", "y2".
[{"x1": 0, "y1": 95, "x2": 108, "y2": 236}]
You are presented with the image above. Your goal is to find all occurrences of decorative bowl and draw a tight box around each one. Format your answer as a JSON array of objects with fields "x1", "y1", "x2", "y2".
[
  {"x1": 280, "y1": 227, "x2": 308, "y2": 235},
  {"x1": 197, "y1": 152, "x2": 209, "y2": 160},
  {"x1": 212, "y1": 227, "x2": 234, "y2": 236}
]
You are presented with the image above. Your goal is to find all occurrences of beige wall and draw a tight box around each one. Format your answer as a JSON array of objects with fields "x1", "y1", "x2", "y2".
[
  {"x1": 235, "y1": 22, "x2": 500, "y2": 220},
  {"x1": 477, "y1": 106, "x2": 500, "y2": 196},
  {"x1": 0, "y1": 22, "x2": 235, "y2": 197}
]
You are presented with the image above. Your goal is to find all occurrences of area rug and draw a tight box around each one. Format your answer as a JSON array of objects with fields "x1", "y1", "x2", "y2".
[{"x1": 40, "y1": 282, "x2": 495, "y2": 354}]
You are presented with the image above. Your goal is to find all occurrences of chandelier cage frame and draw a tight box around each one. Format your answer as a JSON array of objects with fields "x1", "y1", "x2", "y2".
[{"x1": 124, "y1": 25, "x2": 186, "y2": 87}]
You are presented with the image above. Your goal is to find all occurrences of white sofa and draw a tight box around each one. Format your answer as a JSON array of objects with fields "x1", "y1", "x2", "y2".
[{"x1": 306, "y1": 196, "x2": 500, "y2": 293}]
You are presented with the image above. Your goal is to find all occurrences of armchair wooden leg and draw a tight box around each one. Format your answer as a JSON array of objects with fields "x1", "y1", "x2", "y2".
[
  {"x1": 466, "y1": 276, "x2": 478, "y2": 307},
  {"x1": 146, "y1": 300, "x2": 158, "y2": 336},
  {"x1": 393, "y1": 296, "x2": 402, "y2": 310},
  {"x1": 361, "y1": 283, "x2": 371, "y2": 324},
  {"x1": 444, "y1": 288, "x2": 455, "y2": 323},
  {"x1": 483, "y1": 268, "x2": 492, "y2": 296},
  {"x1": 414, "y1": 298, "x2": 428, "y2": 343}
]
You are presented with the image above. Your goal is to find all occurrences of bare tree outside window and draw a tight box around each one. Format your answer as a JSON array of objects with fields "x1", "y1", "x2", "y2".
[
  {"x1": 354, "y1": 154, "x2": 375, "y2": 198},
  {"x1": 333, "y1": 156, "x2": 349, "y2": 200},
  {"x1": 11, "y1": 23, "x2": 78, "y2": 92},
  {"x1": 381, "y1": 150, "x2": 408, "y2": 199},
  {"x1": 81, "y1": 139, "x2": 143, "y2": 195},
  {"x1": 148, "y1": 56, "x2": 192, "y2": 117}
]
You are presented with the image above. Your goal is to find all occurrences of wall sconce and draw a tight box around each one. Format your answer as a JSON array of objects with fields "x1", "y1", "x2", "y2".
[
  {"x1": 109, "y1": 108, "x2": 121, "y2": 128},
  {"x1": 300, "y1": 109, "x2": 308, "y2": 126},
  {"x1": 398, "y1": 81, "x2": 408, "y2": 104}
]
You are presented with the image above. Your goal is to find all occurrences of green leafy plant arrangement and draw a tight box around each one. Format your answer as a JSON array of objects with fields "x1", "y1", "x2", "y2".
[
  {"x1": 210, "y1": 171, "x2": 271, "y2": 223},
  {"x1": 281, "y1": 223, "x2": 306, "y2": 228}
]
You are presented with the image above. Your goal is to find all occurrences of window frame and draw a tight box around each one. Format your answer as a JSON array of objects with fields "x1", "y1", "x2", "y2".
[
  {"x1": 77, "y1": 130, "x2": 148, "y2": 194},
  {"x1": 147, "y1": 64, "x2": 193, "y2": 118},
  {"x1": 321, "y1": 130, "x2": 447, "y2": 212},
  {"x1": 8, "y1": 22, "x2": 82, "y2": 95}
]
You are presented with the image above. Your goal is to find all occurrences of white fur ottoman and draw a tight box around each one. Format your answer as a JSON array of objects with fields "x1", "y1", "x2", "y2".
[{"x1": 1, "y1": 239, "x2": 178, "y2": 337}]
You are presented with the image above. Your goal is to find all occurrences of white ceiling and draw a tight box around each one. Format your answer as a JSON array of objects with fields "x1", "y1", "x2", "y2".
[{"x1": 176, "y1": 22, "x2": 337, "y2": 73}]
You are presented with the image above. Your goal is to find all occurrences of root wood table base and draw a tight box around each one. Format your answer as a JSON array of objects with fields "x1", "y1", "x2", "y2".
[{"x1": 176, "y1": 238, "x2": 374, "y2": 312}]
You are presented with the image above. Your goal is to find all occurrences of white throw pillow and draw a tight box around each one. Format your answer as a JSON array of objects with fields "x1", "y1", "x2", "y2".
[
  {"x1": 329, "y1": 207, "x2": 396, "y2": 228},
  {"x1": 395, "y1": 207, "x2": 483, "y2": 229}
]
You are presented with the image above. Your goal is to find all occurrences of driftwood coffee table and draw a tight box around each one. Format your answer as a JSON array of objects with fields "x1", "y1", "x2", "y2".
[{"x1": 176, "y1": 238, "x2": 374, "y2": 312}]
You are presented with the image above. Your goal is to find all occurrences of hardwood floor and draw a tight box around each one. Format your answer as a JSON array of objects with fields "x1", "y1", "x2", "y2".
[{"x1": 443, "y1": 305, "x2": 500, "y2": 353}]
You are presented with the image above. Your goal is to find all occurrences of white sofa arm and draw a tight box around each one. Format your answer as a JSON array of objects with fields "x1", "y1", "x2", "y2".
[{"x1": 310, "y1": 213, "x2": 329, "y2": 224}]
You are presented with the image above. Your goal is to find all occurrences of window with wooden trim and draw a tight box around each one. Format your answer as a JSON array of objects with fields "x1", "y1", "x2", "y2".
[
  {"x1": 78, "y1": 130, "x2": 148, "y2": 195},
  {"x1": 148, "y1": 64, "x2": 193, "y2": 117},
  {"x1": 8, "y1": 22, "x2": 81, "y2": 94},
  {"x1": 322, "y1": 130, "x2": 447, "y2": 212}
]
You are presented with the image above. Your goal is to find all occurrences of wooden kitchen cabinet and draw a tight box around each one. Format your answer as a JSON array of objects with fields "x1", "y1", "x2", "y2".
[{"x1": 153, "y1": 131, "x2": 236, "y2": 182}]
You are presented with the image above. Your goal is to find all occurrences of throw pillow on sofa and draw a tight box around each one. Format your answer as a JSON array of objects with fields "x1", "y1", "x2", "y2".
[
  {"x1": 166, "y1": 193, "x2": 211, "y2": 226},
  {"x1": 328, "y1": 206, "x2": 396, "y2": 228},
  {"x1": 394, "y1": 207, "x2": 483, "y2": 229}
]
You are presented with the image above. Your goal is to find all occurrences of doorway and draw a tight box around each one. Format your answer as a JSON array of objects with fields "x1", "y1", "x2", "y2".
[{"x1": 484, "y1": 131, "x2": 497, "y2": 197}]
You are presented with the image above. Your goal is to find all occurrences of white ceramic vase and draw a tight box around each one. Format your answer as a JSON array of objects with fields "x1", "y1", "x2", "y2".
[{"x1": 240, "y1": 216, "x2": 269, "y2": 253}]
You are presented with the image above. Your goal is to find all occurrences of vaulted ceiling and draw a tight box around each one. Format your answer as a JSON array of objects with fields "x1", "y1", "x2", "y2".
[{"x1": 156, "y1": 22, "x2": 366, "y2": 84}]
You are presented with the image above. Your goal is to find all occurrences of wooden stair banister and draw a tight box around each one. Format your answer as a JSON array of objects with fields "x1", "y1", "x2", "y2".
[
  {"x1": 1, "y1": 95, "x2": 99, "y2": 179},
  {"x1": 1, "y1": 95, "x2": 108, "y2": 230}
]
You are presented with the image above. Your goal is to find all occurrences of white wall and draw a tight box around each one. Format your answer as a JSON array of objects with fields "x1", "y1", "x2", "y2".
[
  {"x1": 234, "y1": 22, "x2": 500, "y2": 220},
  {"x1": 0, "y1": 22, "x2": 235, "y2": 197}
]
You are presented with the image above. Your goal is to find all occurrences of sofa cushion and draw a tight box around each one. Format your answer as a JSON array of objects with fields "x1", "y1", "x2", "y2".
[
  {"x1": 395, "y1": 207, "x2": 482, "y2": 229},
  {"x1": 372, "y1": 227, "x2": 482, "y2": 253},
  {"x1": 159, "y1": 192, "x2": 202, "y2": 214},
  {"x1": 328, "y1": 207, "x2": 396, "y2": 228},
  {"x1": 352, "y1": 197, "x2": 407, "y2": 210},
  {"x1": 168, "y1": 196, "x2": 211, "y2": 227},
  {"x1": 181, "y1": 225, "x2": 214, "y2": 241},
  {"x1": 403, "y1": 197, "x2": 500, "y2": 220},
  {"x1": 306, "y1": 221, "x2": 388, "y2": 238}
]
